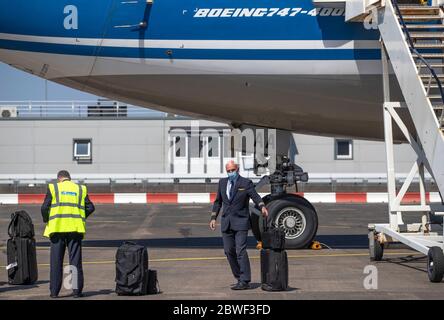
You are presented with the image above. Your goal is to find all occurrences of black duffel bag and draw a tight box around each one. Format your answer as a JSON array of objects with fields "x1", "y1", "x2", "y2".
[
  {"x1": 8, "y1": 210, "x2": 35, "y2": 239},
  {"x1": 115, "y1": 241, "x2": 149, "y2": 296}
]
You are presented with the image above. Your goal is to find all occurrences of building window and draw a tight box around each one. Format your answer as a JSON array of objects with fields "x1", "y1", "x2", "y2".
[
  {"x1": 174, "y1": 136, "x2": 187, "y2": 158},
  {"x1": 335, "y1": 139, "x2": 353, "y2": 160},
  {"x1": 207, "y1": 136, "x2": 219, "y2": 158},
  {"x1": 73, "y1": 139, "x2": 92, "y2": 164}
]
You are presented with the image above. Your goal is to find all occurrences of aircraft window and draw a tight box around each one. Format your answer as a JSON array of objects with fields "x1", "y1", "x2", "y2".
[{"x1": 334, "y1": 139, "x2": 353, "y2": 160}]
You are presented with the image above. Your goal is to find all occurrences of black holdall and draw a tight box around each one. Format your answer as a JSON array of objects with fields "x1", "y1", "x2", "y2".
[
  {"x1": 8, "y1": 210, "x2": 35, "y2": 239},
  {"x1": 7, "y1": 211, "x2": 38, "y2": 285},
  {"x1": 115, "y1": 241, "x2": 149, "y2": 296},
  {"x1": 261, "y1": 217, "x2": 286, "y2": 251}
]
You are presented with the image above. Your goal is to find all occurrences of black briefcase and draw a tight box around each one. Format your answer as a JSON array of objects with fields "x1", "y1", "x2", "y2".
[
  {"x1": 260, "y1": 249, "x2": 289, "y2": 292},
  {"x1": 261, "y1": 218, "x2": 286, "y2": 250}
]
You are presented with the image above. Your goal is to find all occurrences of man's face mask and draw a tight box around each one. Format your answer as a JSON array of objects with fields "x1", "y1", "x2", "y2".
[{"x1": 227, "y1": 170, "x2": 238, "y2": 181}]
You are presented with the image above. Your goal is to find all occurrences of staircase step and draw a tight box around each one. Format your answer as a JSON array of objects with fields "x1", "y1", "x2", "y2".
[
  {"x1": 406, "y1": 24, "x2": 444, "y2": 29},
  {"x1": 418, "y1": 63, "x2": 444, "y2": 69},
  {"x1": 400, "y1": 15, "x2": 443, "y2": 21},
  {"x1": 421, "y1": 74, "x2": 444, "y2": 79},
  {"x1": 414, "y1": 52, "x2": 444, "y2": 58},
  {"x1": 410, "y1": 32, "x2": 444, "y2": 39},
  {"x1": 398, "y1": 8, "x2": 441, "y2": 16},
  {"x1": 414, "y1": 43, "x2": 444, "y2": 48},
  {"x1": 427, "y1": 94, "x2": 444, "y2": 99}
]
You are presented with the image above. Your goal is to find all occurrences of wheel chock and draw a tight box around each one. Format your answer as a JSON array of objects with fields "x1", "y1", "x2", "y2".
[{"x1": 311, "y1": 241, "x2": 322, "y2": 250}]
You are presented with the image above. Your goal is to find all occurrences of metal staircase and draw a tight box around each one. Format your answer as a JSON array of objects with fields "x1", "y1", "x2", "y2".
[
  {"x1": 356, "y1": 0, "x2": 444, "y2": 282},
  {"x1": 397, "y1": 4, "x2": 444, "y2": 129}
]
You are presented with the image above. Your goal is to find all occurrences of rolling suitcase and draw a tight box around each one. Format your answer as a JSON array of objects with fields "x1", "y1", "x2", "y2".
[
  {"x1": 7, "y1": 211, "x2": 38, "y2": 285},
  {"x1": 261, "y1": 223, "x2": 286, "y2": 251},
  {"x1": 260, "y1": 249, "x2": 289, "y2": 291},
  {"x1": 260, "y1": 217, "x2": 288, "y2": 291},
  {"x1": 115, "y1": 241, "x2": 149, "y2": 296}
]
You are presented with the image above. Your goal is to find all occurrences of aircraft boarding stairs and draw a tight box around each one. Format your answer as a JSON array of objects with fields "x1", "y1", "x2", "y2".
[{"x1": 345, "y1": 0, "x2": 444, "y2": 282}]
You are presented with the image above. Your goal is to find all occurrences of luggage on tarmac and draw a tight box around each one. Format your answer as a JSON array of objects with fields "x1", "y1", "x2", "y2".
[
  {"x1": 147, "y1": 269, "x2": 161, "y2": 294},
  {"x1": 260, "y1": 217, "x2": 289, "y2": 291},
  {"x1": 115, "y1": 241, "x2": 149, "y2": 296},
  {"x1": 261, "y1": 226, "x2": 286, "y2": 251},
  {"x1": 260, "y1": 249, "x2": 289, "y2": 292},
  {"x1": 8, "y1": 210, "x2": 35, "y2": 239},
  {"x1": 7, "y1": 211, "x2": 38, "y2": 285}
]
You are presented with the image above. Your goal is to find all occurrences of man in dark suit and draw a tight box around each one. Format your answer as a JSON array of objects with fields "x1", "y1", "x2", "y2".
[{"x1": 210, "y1": 160, "x2": 268, "y2": 290}]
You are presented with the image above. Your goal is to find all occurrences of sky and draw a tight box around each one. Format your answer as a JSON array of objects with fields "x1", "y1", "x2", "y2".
[{"x1": 0, "y1": 62, "x2": 100, "y2": 101}]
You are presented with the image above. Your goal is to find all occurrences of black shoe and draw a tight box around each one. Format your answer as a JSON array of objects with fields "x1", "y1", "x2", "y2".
[
  {"x1": 50, "y1": 294, "x2": 58, "y2": 299},
  {"x1": 231, "y1": 282, "x2": 250, "y2": 290},
  {"x1": 73, "y1": 293, "x2": 84, "y2": 298}
]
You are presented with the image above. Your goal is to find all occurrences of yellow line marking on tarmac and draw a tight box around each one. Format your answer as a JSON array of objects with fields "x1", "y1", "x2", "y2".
[
  {"x1": 176, "y1": 222, "x2": 211, "y2": 226},
  {"x1": 318, "y1": 226, "x2": 352, "y2": 229},
  {"x1": 90, "y1": 221, "x2": 129, "y2": 223},
  {"x1": 0, "y1": 251, "x2": 422, "y2": 269}
]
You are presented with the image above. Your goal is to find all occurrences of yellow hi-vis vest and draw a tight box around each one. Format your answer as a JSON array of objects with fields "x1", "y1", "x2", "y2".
[{"x1": 43, "y1": 180, "x2": 87, "y2": 238}]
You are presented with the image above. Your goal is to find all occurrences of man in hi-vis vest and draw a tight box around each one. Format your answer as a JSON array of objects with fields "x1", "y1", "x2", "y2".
[{"x1": 41, "y1": 170, "x2": 95, "y2": 298}]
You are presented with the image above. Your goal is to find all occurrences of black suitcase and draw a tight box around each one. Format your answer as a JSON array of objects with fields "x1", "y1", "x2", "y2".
[
  {"x1": 7, "y1": 210, "x2": 38, "y2": 285},
  {"x1": 115, "y1": 241, "x2": 149, "y2": 296},
  {"x1": 7, "y1": 237, "x2": 38, "y2": 285},
  {"x1": 261, "y1": 216, "x2": 286, "y2": 250},
  {"x1": 262, "y1": 227, "x2": 286, "y2": 250},
  {"x1": 260, "y1": 249, "x2": 289, "y2": 292}
]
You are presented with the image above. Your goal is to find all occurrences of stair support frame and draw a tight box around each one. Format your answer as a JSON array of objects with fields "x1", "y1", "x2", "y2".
[{"x1": 370, "y1": 44, "x2": 444, "y2": 256}]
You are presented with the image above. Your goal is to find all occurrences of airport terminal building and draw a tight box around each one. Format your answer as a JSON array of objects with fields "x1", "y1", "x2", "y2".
[{"x1": 0, "y1": 100, "x2": 423, "y2": 192}]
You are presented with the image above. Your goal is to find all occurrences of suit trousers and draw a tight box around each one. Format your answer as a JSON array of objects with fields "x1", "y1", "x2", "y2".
[
  {"x1": 49, "y1": 232, "x2": 84, "y2": 296},
  {"x1": 222, "y1": 229, "x2": 251, "y2": 283}
]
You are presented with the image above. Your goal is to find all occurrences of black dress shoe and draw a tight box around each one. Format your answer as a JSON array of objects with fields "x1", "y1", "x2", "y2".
[
  {"x1": 50, "y1": 294, "x2": 58, "y2": 299},
  {"x1": 73, "y1": 293, "x2": 84, "y2": 298},
  {"x1": 231, "y1": 282, "x2": 251, "y2": 290}
]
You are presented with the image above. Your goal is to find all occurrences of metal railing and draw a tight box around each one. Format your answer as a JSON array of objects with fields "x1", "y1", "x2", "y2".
[
  {"x1": 392, "y1": 0, "x2": 444, "y2": 125},
  {"x1": 0, "y1": 173, "x2": 435, "y2": 185},
  {"x1": 0, "y1": 100, "x2": 183, "y2": 119}
]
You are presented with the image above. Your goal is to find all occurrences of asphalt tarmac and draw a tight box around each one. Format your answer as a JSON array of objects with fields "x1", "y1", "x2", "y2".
[{"x1": 0, "y1": 203, "x2": 442, "y2": 300}]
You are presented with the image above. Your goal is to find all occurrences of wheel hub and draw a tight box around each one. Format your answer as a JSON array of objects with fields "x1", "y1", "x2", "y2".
[
  {"x1": 283, "y1": 216, "x2": 297, "y2": 229},
  {"x1": 275, "y1": 207, "x2": 307, "y2": 240}
]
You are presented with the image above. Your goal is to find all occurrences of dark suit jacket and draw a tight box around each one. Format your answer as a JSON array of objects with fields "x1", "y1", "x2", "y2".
[{"x1": 212, "y1": 176, "x2": 265, "y2": 232}]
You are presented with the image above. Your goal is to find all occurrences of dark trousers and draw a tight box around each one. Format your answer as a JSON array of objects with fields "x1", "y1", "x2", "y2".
[
  {"x1": 222, "y1": 230, "x2": 251, "y2": 283},
  {"x1": 49, "y1": 233, "x2": 84, "y2": 296}
]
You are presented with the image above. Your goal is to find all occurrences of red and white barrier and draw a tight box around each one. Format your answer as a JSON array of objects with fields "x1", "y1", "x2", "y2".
[{"x1": 0, "y1": 192, "x2": 441, "y2": 205}]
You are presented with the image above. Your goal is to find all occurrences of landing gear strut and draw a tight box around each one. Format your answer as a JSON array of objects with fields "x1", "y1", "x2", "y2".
[{"x1": 250, "y1": 155, "x2": 319, "y2": 249}]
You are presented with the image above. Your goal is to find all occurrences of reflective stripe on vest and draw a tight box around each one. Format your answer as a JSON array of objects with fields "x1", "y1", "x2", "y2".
[{"x1": 43, "y1": 181, "x2": 87, "y2": 237}]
